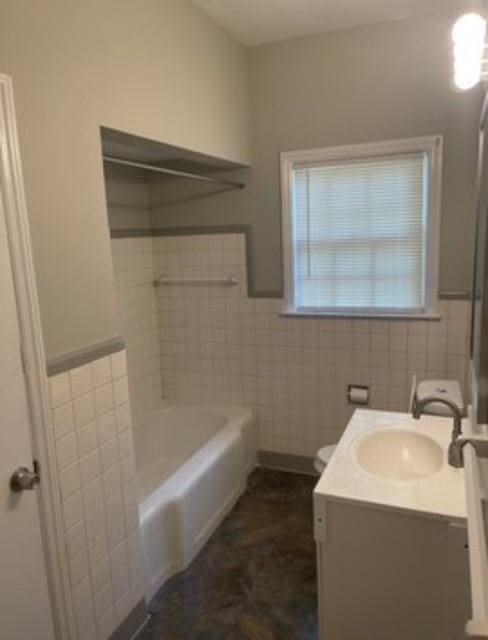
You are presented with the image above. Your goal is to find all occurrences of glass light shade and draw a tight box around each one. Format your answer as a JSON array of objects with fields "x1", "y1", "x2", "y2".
[{"x1": 452, "y1": 13, "x2": 486, "y2": 90}]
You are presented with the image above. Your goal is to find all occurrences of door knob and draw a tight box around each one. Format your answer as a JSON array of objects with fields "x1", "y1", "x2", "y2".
[{"x1": 10, "y1": 465, "x2": 40, "y2": 492}]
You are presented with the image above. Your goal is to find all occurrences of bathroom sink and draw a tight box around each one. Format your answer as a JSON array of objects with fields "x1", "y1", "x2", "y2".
[{"x1": 352, "y1": 428, "x2": 443, "y2": 482}]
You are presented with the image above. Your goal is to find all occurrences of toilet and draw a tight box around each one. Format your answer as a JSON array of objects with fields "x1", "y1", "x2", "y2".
[{"x1": 314, "y1": 444, "x2": 337, "y2": 475}]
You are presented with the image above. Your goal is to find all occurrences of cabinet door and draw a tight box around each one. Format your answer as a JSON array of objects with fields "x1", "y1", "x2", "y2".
[
  {"x1": 444, "y1": 523, "x2": 470, "y2": 639},
  {"x1": 317, "y1": 501, "x2": 469, "y2": 640}
]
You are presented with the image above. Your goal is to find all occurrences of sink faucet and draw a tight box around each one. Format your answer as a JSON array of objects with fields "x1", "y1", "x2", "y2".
[{"x1": 412, "y1": 395, "x2": 464, "y2": 468}]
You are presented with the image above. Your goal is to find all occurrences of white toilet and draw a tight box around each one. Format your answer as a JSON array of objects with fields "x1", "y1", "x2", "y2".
[{"x1": 314, "y1": 444, "x2": 337, "y2": 474}]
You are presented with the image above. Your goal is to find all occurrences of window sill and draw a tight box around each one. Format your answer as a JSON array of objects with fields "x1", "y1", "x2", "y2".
[{"x1": 280, "y1": 310, "x2": 442, "y2": 321}]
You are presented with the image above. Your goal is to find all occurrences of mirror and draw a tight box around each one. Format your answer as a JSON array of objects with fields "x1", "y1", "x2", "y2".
[{"x1": 470, "y1": 92, "x2": 488, "y2": 425}]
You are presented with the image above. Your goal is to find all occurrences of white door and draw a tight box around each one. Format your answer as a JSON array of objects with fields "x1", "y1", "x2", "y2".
[{"x1": 0, "y1": 117, "x2": 56, "y2": 637}]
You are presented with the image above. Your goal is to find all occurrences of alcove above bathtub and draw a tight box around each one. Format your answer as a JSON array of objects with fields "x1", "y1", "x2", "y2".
[{"x1": 101, "y1": 126, "x2": 249, "y2": 232}]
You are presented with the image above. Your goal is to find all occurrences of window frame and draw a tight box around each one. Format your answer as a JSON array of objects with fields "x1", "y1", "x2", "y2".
[{"x1": 280, "y1": 136, "x2": 443, "y2": 318}]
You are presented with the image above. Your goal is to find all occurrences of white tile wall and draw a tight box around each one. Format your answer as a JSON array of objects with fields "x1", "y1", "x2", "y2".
[
  {"x1": 111, "y1": 238, "x2": 165, "y2": 419},
  {"x1": 111, "y1": 233, "x2": 471, "y2": 459},
  {"x1": 152, "y1": 234, "x2": 471, "y2": 457},
  {"x1": 153, "y1": 234, "x2": 248, "y2": 406},
  {"x1": 48, "y1": 351, "x2": 145, "y2": 640}
]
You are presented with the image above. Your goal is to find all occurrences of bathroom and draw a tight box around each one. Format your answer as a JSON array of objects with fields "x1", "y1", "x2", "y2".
[{"x1": 0, "y1": 1, "x2": 487, "y2": 639}]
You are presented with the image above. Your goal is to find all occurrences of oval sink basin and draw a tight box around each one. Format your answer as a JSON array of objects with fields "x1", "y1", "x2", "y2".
[{"x1": 352, "y1": 428, "x2": 443, "y2": 482}]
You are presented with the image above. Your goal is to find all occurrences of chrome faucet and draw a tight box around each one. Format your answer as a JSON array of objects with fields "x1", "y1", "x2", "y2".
[{"x1": 412, "y1": 395, "x2": 464, "y2": 468}]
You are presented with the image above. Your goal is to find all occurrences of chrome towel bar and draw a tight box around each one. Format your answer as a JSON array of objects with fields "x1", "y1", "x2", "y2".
[{"x1": 153, "y1": 273, "x2": 239, "y2": 286}]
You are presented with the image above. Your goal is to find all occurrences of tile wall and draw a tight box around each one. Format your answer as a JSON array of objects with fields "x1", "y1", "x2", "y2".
[
  {"x1": 48, "y1": 350, "x2": 145, "y2": 640},
  {"x1": 111, "y1": 233, "x2": 470, "y2": 458},
  {"x1": 111, "y1": 238, "x2": 165, "y2": 419},
  {"x1": 153, "y1": 233, "x2": 249, "y2": 406}
]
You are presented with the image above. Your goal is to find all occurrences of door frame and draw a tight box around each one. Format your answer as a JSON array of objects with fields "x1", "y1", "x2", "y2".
[{"x1": 0, "y1": 73, "x2": 76, "y2": 639}]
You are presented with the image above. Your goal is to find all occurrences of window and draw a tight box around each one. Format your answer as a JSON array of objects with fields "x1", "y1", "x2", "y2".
[{"x1": 280, "y1": 136, "x2": 442, "y2": 317}]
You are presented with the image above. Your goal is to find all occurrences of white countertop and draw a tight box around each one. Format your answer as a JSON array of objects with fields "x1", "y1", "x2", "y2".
[{"x1": 314, "y1": 409, "x2": 467, "y2": 522}]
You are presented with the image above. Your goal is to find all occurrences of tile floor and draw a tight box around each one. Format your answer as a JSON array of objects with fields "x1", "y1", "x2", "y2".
[{"x1": 137, "y1": 468, "x2": 318, "y2": 640}]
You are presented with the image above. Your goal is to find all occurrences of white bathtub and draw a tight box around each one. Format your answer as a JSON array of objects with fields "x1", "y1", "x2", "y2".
[{"x1": 135, "y1": 405, "x2": 256, "y2": 599}]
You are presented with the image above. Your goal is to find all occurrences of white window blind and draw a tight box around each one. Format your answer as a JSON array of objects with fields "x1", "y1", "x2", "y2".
[{"x1": 291, "y1": 153, "x2": 429, "y2": 313}]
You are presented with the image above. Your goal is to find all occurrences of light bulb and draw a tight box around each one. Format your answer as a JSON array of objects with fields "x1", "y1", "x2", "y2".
[
  {"x1": 454, "y1": 66, "x2": 480, "y2": 90},
  {"x1": 451, "y1": 12, "x2": 486, "y2": 90},
  {"x1": 452, "y1": 12, "x2": 486, "y2": 45}
]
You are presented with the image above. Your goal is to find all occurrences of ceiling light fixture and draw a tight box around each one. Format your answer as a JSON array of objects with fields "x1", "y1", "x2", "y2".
[{"x1": 452, "y1": 12, "x2": 487, "y2": 90}]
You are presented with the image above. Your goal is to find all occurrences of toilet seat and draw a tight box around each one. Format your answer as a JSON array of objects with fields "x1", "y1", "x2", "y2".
[{"x1": 314, "y1": 444, "x2": 337, "y2": 474}]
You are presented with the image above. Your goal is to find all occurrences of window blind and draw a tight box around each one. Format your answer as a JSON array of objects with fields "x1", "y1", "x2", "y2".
[{"x1": 292, "y1": 153, "x2": 428, "y2": 312}]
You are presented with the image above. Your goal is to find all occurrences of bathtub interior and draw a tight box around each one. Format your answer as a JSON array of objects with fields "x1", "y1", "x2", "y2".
[{"x1": 134, "y1": 406, "x2": 228, "y2": 498}]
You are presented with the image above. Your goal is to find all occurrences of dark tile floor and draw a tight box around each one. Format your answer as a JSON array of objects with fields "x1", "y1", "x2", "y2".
[{"x1": 137, "y1": 468, "x2": 318, "y2": 640}]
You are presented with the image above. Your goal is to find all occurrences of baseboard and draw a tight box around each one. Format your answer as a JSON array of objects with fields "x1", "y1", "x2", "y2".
[
  {"x1": 128, "y1": 614, "x2": 151, "y2": 640},
  {"x1": 109, "y1": 599, "x2": 148, "y2": 640},
  {"x1": 258, "y1": 450, "x2": 317, "y2": 476},
  {"x1": 147, "y1": 559, "x2": 180, "y2": 602}
]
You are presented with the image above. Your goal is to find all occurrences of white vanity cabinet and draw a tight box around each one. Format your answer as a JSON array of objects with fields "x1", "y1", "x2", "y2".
[
  {"x1": 315, "y1": 498, "x2": 470, "y2": 640},
  {"x1": 314, "y1": 409, "x2": 471, "y2": 640}
]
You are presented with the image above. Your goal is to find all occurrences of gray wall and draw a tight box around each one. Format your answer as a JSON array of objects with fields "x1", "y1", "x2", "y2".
[
  {"x1": 150, "y1": 14, "x2": 482, "y2": 297},
  {"x1": 0, "y1": 0, "x2": 250, "y2": 359},
  {"x1": 104, "y1": 164, "x2": 151, "y2": 231}
]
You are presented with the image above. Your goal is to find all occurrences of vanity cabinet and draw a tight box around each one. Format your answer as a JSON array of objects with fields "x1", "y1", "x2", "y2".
[{"x1": 315, "y1": 498, "x2": 470, "y2": 640}]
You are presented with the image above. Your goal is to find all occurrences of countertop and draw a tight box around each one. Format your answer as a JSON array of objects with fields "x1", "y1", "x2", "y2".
[{"x1": 314, "y1": 409, "x2": 467, "y2": 522}]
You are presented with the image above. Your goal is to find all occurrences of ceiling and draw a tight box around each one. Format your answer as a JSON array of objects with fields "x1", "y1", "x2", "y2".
[{"x1": 191, "y1": 0, "x2": 472, "y2": 46}]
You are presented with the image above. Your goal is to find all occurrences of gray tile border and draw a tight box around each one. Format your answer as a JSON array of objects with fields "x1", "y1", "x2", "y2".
[
  {"x1": 111, "y1": 228, "x2": 153, "y2": 238},
  {"x1": 150, "y1": 224, "x2": 249, "y2": 237},
  {"x1": 110, "y1": 225, "x2": 283, "y2": 299},
  {"x1": 438, "y1": 290, "x2": 470, "y2": 300},
  {"x1": 258, "y1": 450, "x2": 317, "y2": 476},
  {"x1": 46, "y1": 335, "x2": 125, "y2": 376},
  {"x1": 109, "y1": 227, "x2": 471, "y2": 302},
  {"x1": 109, "y1": 599, "x2": 148, "y2": 640}
]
